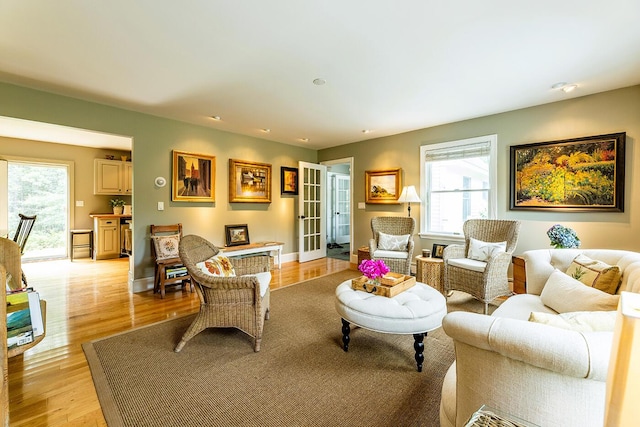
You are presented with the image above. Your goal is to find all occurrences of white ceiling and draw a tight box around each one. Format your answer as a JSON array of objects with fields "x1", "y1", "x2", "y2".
[{"x1": 1, "y1": 0, "x2": 639, "y2": 151}]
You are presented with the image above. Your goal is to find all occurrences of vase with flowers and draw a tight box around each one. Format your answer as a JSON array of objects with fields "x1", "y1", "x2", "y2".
[
  {"x1": 358, "y1": 259, "x2": 390, "y2": 287},
  {"x1": 547, "y1": 224, "x2": 580, "y2": 249}
]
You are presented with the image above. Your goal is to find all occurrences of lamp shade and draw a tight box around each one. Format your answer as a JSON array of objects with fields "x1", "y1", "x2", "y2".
[
  {"x1": 398, "y1": 186, "x2": 421, "y2": 203},
  {"x1": 605, "y1": 291, "x2": 640, "y2": 426}
]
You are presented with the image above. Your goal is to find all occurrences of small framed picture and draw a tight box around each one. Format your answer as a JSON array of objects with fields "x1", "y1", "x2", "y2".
[
  {"x1": 281, "y1": 166, "x2": 298, "y2": 195},
  {"x1": 225, "y1": 224, "x2": 250, "y2": 247},
  {"x1": 432, "y1": 243, "x2": 448, "y2": 259}
]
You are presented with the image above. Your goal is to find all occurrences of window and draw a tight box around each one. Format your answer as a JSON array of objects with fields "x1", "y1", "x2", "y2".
[{"x1": 420, "y1": 135, "x2": 497, "y2": 238}]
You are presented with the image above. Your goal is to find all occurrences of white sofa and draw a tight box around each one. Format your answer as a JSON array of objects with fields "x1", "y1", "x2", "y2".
[{"x1": 439, "y1": 249, "x2": 640, "y2": 427}]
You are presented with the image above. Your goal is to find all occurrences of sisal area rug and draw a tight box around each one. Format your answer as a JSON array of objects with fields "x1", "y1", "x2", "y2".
[{"x1": 83, "y1": 270, "x2": 489, "y2": 427}]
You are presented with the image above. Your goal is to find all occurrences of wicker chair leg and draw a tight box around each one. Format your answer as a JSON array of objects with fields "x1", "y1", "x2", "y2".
[{"x1": 174, "y1": 318, "x2": 207, "y2": 352}]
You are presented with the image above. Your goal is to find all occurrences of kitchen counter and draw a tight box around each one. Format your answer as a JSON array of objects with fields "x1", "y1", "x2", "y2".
[{"x1": 90, "y1": 214, "x2": 132, "y2": 259}]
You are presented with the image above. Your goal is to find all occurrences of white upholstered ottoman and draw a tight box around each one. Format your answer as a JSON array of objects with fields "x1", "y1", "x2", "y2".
[{"x1": 335, "y1": 279, "x2": 447, "y2": 371}]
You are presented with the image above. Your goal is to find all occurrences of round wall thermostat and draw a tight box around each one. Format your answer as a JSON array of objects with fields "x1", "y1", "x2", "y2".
[{"x1": 155, "y1": 177, "x2": 167, "y2": 187}]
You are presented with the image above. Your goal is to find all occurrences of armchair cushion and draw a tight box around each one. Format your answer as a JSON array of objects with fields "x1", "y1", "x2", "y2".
[
  {"x1": 540, "y1": 270, "x2": 619, "y2": 313},
  {"x1": 152, "y1": 234, "x2": 181, "y2": 260},
  {"x1": 372, "y1": 249, "x2": 408, "y2": 259},
  {"x1": 447, "y1": 258, "x2": 486, "y2": 273},
  {"x1": 528, "y1": 310, "x2": 616, "y2": 332},
  {"x1": 467, "y1": 238, "x2": 506, "y2": 261},
  {"x1": 565, "y1": 254, "x2": 621, "y2": 294},
  {"x1": 196, "y1": 253, "x2": 236, "y2": 277},
  {"x1": 245, "y1": 271, "x2": 272, "y2": 297},
  {"x1": 377, "y1": 231, "x2": 410, "y2": 251}
]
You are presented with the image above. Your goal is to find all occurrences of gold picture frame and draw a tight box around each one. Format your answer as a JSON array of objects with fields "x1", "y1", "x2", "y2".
[
  {"x1": 365, "y1": 168, "x2": 402, "y2": 204},
  {"x1": 229, "y1": 159, "x2": 272, "y2": 203},
  {"x1": 172, "y1": 150, "x2": 215, "y2": 202}
]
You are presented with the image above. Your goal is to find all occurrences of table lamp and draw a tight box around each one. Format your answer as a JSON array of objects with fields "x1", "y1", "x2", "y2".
[
  {"x1": 604, "y1": 291, "x2": 640, "y2": 426},
  {"x1": 397, "y1": 185, "x2": 421, "y2": 217}
]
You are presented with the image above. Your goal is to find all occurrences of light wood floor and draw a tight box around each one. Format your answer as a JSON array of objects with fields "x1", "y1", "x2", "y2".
[{"x1": 10, "y1": 256, "x2": 352, "y2": 426}]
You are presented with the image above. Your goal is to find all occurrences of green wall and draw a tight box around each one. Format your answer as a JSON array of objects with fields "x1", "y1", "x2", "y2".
[
  {"x1": 319, "y1": 85, "x2": 640, "y2": 255},
  {"x1": 0, "y1": 82, "x2": 317, "y2": 283}
]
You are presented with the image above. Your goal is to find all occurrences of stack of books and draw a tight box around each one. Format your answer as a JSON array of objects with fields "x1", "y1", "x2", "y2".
[
  {"x1": 6, "y1": 288, "x2": 44, "y2": 351},
  {"x1": 166, "y1": 265, "x2": 188, "y2": 280}
]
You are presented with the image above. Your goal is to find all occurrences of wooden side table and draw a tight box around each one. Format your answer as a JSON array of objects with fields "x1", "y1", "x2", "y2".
[
  {"x1": 416, "y1": 256, "x2": 444, "y2": 294},
  {"x1": 512, "y1": 255, "x2": 526, "y2": 294}
]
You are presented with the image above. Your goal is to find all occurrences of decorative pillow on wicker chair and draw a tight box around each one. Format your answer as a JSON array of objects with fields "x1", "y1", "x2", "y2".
[
  {"x1": 528, "y1": 310, "x2": 617, "y2": 332},
  {"x1": 196, "y1": 254, "x2": 236, "y2": 277},
  {"x1": 565, "y1": 254, "x2": 621, "y2": 294},
  {"x1": 540, "y1": 269, "x2": 619, "y2": 313},
  {"x1": 378, "y1": 232, "x2": 410, "y2": 251},
  {"x1": 467, "y1": 238, "x2": 507, "y2": 261},
  {"x1": 152, "y1": 234, "x2": 181, "y2": 260}
]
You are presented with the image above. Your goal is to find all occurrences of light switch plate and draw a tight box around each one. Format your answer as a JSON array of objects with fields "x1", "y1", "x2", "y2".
[
  {"x1": 157, "y1": 201, "x2": 164, "y2": 211},
  {"x1": 358, "y1": 202, "x2": 366, "y2": 209},
  {"x1": 75, "y1": 200, "x2": 84, "y2": 207}
]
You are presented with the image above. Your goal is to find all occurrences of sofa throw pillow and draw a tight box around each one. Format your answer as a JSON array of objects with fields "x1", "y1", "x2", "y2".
[
  {"x1": 565, "y1": 254, "x2": 621, "y2": 294},
  {"x1": 378, "y1": 232, "x2": 410, "y2": 251},
  {"x1": 467, "y1": 238, "x2": 507, "y2": 261},
  {"x1": 528, "y1": 310, "x2": 617, "y2": 332},
  {"x1": 540, "y1": 269, "x2": 620, "y2": 313},
  {"x1": 196, "y1": 254, "x2": 236, "y2": 277},
  {"x1": 152, "y1": 234, "x2": 180, "y2": 261}
]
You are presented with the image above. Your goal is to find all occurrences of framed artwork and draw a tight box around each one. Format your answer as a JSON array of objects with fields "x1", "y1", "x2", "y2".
[
  {"x1": 510, "y1": 132, "x2": 625, "y2": 212},
  {"x1": 432, "y1": 243, "x2": 448, "y2": 259},
  {"x1": 172, "y1": 150, "x2": 215, "y2": 202},
  {"x1": 225, "y1": 224, "x2": 250, "y2": 247},
  {"x1": 281, "y1": 166, "x2": 298, "y2": 195},
  {"x1": 229, "y1": 159, "x2": 272, "y2": 203},
  {"x1": 365, "y1": 168, "x2": 402, "y2": 204}
]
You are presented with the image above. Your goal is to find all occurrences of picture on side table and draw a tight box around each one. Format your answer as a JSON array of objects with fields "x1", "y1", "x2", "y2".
[
  {"x1": 225, "y1": 224, "x2": 250, "y2": 247},
  {"x1": 432, "y1": 244, "x2": 448, "y2": 259},
  {"x1": 172, "y1": 150, "x2": 216, "y2": 202},
  {"x1": 229, "y1": 159, "x2": 272, "y2": 203},
  {"x1": 365, "y1": 168, "x2": 402, "y2": 204},
  {"x1": 510, "y1": 132, "x2": 625, "y2": 212}
]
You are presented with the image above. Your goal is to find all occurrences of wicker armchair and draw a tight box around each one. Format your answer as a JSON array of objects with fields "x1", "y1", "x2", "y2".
[
  {"x1": 443, "y1": 219, "x2": 521, "y2": 314},
  {"x1": 368, "y1": 216, "x2": 416, "y2": 275},
  {"x1": 0, "y1": 237, "x2": 24, "y2": 291},
  {"x1": 175, "y1": 235, "x2": 271, "y2": 352}
]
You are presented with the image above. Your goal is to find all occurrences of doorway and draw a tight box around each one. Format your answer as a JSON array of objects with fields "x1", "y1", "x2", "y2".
[{"x1": 322, "y1": 158, "x2": 353, "y2": 262}]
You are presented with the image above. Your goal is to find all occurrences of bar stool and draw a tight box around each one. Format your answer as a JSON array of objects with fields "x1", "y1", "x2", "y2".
[{"x1": 70, "y1": 229, "x2": 94, "y2": 261}]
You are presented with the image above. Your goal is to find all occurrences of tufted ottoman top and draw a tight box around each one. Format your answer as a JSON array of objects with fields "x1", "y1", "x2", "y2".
[{"x1": 335, "y1": 280, "x2": 447, "y2": 334}]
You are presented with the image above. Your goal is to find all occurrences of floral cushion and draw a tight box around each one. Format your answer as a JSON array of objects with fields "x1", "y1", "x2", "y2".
[
  {"x1": 152, "y1": 234, "x2": 180, "y2": 261},
  {"x1": 565, "y1": 254, "x2": 621, "y2": 294},
  {"x1": 378, "y1": 232, "x2": 410, "y2": 251},
  {"x1": 196, "y1": 254, "x2": 236, "y2": 277},
  {"x1": 467, "y1": 238, "x2": 506, "y2": 261}
]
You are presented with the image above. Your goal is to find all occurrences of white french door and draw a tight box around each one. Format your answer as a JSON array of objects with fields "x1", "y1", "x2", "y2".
[
  {"x1": 333, "y1": 174, "x2": 350, "y2": 244},
  {"x1": 297, "y1": 161, "x2": 326, "y2": 263}
]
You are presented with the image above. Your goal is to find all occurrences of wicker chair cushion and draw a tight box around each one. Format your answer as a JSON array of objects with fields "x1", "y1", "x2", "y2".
[
  {"x1": 378, "y1": 232, "x2": 410, "y2": 251},
  {"x1": 528, "y1": 310, "x2": 616, "y2": 332},
  {"x1": 467, "y1": 238, "x2": 506, "y2": 261},
  {"x1": 152, "y1": 234, "x2": 180, "y2": 260},
  {"x1": 373, "y1": 249, "x2": 408, "y2": 259},
  {"x1": 195, "y1": 254, "x2": 236, "y2": 277},
  {"x1": 245, "y1": 271, "x2": 271, "y2": 297},
  {"x1": 540, "y1": 269, "x2": 619, "y2": 313},
  {"x1": 447, "y1": 258, "x2": 486, "y2": 273},
  {"x1": 565, "y1": 254, "x2": 621, "y2": 294}
]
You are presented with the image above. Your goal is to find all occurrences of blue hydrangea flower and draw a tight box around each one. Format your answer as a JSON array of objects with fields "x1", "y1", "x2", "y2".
[{"x1": 547, "y1": 224, "x2": 580, "y2": 249}]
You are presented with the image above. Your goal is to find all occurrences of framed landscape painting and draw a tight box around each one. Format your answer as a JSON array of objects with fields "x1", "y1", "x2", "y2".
[
  {"x1": 172, "y1": 150, "x2": 215, "y2": 202},
  {"x1": 510, "y1": 133, "x2": 625, "y2": 212},
  {"x1": 365, "y1": 168, "x2": 402, "y2": 204},
  {"x1": 229, "y1": 159, "x2": 272, "y2": 203},
  {"x1": 225, "y1": 224, "x2": 250, "y2": 246}
]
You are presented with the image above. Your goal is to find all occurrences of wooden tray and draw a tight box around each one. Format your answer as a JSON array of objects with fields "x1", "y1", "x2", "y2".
[{"x1": 351, "y1": 275, "x2": 416, "y2": 297}]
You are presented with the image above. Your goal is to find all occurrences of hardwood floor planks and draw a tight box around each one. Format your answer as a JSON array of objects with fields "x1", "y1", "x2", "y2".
[{"x1": 8, "y1": 256, "x2": 351, "y2": 426}]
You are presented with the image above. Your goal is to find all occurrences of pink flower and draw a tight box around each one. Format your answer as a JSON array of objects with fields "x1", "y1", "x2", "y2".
[{"x1": 358, "y1": 259, "x2": 390, "y2": 280}]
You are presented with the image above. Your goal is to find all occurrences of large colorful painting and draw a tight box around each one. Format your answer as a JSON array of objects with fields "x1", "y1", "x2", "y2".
[
  {"x1": 172, "y1": 150, "x2": 215, "y2": 202},
  {"x1": 510, "y1": 133, "x2": 625, "y2": 211}
]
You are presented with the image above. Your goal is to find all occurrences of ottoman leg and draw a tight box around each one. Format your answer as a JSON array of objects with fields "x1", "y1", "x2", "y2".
[
  {"x1": 341, "y1": 318, "x2": 351, "y2": 351},
  {"x1": 413, "y1": 333, "x2": 426, "y2": 372}
]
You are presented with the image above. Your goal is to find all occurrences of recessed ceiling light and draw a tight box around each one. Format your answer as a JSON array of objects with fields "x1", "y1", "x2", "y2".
[
  {"x1": 313, "y1": 78, "x2": 326, "y2": 86},
  {"x1": 362, "y1": 129, "x2": 371, "y2": 134},
  {"x1": 551, "y1": 82, "x2": 567, "y2": 90},
  {"x1": 562, "y1": 84, "x2": 578, "y2": 93},
  {"x1": 551, "y1": 82, "x2": 578, "y2": 93},
  {"x1": 210, "y1": 115, "x2": 221, "y2": 121},
  {"x1": 261, "y1": 128, "x2": 270, "y2": 133},
  {"x1": 300, "y1": 137, "x2": 309, "y2": 142}
]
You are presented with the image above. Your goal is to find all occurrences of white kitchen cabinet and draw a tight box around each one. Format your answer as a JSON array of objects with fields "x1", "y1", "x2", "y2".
[
  {"x1": 94, "y1": 217, "x2": 120, "y2": 260},
  {"x1": 94, "y1": 159, "x2": 133, "y2": 195}
]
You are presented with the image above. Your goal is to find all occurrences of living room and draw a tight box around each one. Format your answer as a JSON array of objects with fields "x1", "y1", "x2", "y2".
[{"x1": 1, "y1": 2, "x2": 640, "y2": 426}]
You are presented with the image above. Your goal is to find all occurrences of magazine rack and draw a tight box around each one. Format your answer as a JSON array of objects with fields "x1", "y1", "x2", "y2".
[{"x1": 7, "y1": 299, "x2": 46, "y2": 358}]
